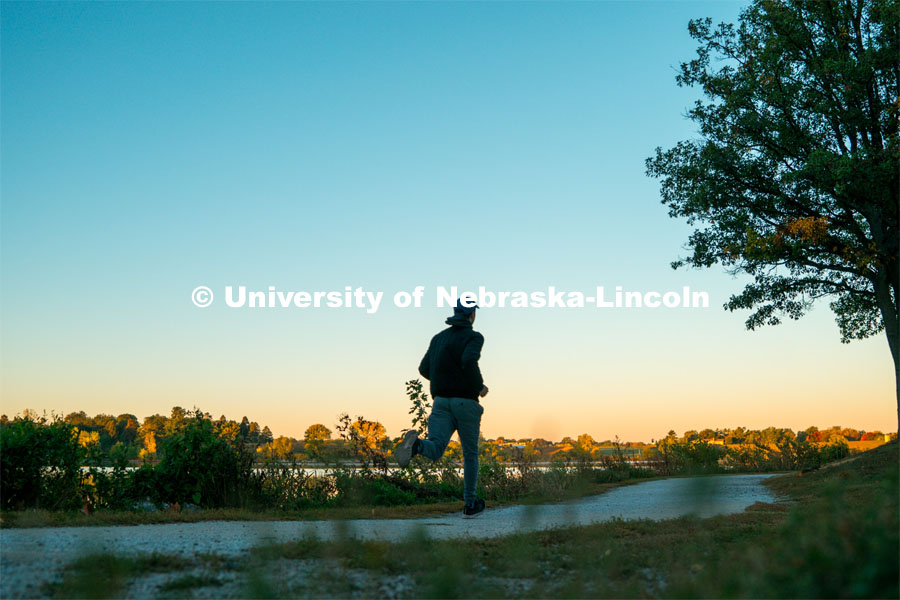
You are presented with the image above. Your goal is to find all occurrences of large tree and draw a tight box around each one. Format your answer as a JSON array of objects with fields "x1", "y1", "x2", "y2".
[
  {"x1": 303, "y1": 423, "x2": 332, "y2": 459},
  {"x1": 350, "y1": 420, "x2": 387, "y2": 451},
  {"x1": 304, "y1": 423, "x2": 332, "y2": 441},
  {"x1": 646, "y1": 0, "x2": 899, "y2": 428}
]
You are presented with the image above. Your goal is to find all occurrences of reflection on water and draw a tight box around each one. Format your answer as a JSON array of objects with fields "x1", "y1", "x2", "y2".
[{"x1": 81, "y1": 462, "x2": 653, "y2": 478}]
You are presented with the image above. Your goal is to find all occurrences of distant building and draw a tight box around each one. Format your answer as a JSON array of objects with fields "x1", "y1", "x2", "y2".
[{"x1": 496, "y1": 442, "x2": 525, "y2": 450}]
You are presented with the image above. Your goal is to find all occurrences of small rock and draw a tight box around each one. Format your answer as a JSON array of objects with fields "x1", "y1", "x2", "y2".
[{"x1": 132, "y1": 501, "x2": 158, "y2": 512}]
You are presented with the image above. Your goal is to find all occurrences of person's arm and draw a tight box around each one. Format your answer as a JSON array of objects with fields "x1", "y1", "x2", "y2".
[
  {"x1": 418, "y1": 344, "x2": 432, "y2": 380},
  {"x1": 460, "y1": 332, "x2": 485, "y2": 394}
]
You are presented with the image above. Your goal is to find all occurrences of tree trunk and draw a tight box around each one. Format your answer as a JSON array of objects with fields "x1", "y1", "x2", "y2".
[
  {"x1": 892, "y1": 329, "x2": 900, "y2": 436},
  {"x1": 890, "y1": 327, "x2": 900, "y2": 435},
  {"x1": 873, "y1": 271, "x2": 900, "y2": 433}
]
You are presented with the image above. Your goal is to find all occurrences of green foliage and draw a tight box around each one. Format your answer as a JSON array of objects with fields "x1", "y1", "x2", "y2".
[
  {"x1": 405, "y1": 379, "x2": 430, "y2": 436},
  {"x1": 303, "y1": 423, "x2": 332, "y2": 460},
  {"x1": 143, "y1": 409, "x2": 257, "y2": 507},
  {"x1": 723, "y1": 438, "x2": 850, "y2": 472},
  {"x1": 0, "y1": 415, "x2": 83, "y2": 510},
  {"x1": 747, "y1": 476, "x2": 898, "y2": 598},
  {"x1": 84, "y1": 443, "x2": 137, "y2": 511},
  {"x1": 63, "y1": 412, "x2": 140, "y2": 456},
  {"x1": 46, "y1": 552, "x2": 189, "y2": 599},
  {"x1": 50, "y1": 553, "x2": 134, "y2": 599},
  {"x1": 159, "y1": 574, "x2": 223, "y2": 592},
  {"x1": 330, "y1": 469, "x2": 418, "y2": 506},
  {"x1": 402, "y1": 379, "x2": 463, "y2": 490},
  {"x1": 655, "y1": 437, "x2": 726, "y2": 475},
  {"x1": 476, "y1": 460, "x2": 520, "y2": 501},
  {"x1": 0, "y1": 399, "x2": 884, "y2": 516},
  {"x1": 684, "y1": 442, "x2": 900, "y2": 598},
  {"x1": 645, "y1": 0, "x2": 900, "y2": 421},
  {"x1": 650, "y1": 430, "x2": 854, "y2": 474},
  {"x1": 322, "y1": 394, "x2": 455, "y2": 507},
  {"x1": 334, "y1": 413, "x2": 389, "y2": 474},
  {"x1": 477, "y1": 450, "x2": 653, "y2": 504},
  {"x1": 239, "y1": 444, "x2": 899, "y2": 599},
  {"x1": 252, "y1": 455, "x2": 335, "y2": 510}
]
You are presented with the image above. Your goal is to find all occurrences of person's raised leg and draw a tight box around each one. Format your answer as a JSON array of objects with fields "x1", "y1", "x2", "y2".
[
  {"x1": 417, "y1": 397, "x2": 456, "y2": 461},
  {"x1": 451, "y1": 397, "x2": 484, "y2": 508}
]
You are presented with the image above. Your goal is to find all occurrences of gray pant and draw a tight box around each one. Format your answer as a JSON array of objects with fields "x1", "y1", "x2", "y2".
[{"x1": 417, "y1": 396, "x2": 483, "y2": 504}]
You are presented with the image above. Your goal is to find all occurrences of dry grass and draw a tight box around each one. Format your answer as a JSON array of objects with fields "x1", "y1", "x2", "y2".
[
  {"x1": 1, "y1": 475, "x2": 659, "y2": 529},
  {"x1": 42, "y1": 443, "x2": 898, "y2": 598}
]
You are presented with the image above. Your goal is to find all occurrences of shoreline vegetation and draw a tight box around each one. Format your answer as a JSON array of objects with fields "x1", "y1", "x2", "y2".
[
  {"x1": 1, "y1": 478, "x2": 652, "y2": 529},
  {"x1": 1, "y1": 381, "x2": 893, "y2": 529},
  {"x1": 2, "y1": 385, "x2": 897, "y2": 598},
  {"x1": 31, "y1": 441, "x2": 899, "y2": 599}
]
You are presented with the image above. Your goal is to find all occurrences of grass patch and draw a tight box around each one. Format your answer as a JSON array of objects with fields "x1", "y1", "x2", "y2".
[
  {"x1": 46, "y1": 552, "x2": 189, "y2": 599},
  {"x1": 159, "y1": 573, "x2": 223, "y2": 591},
  {"x1": 245, "y1": 442, "x2": 899, "y2": 598},
  {"x1": 0, "y1": 475, "x2": 660, "y2": 528},
  {"x1": 0, "y1": 503, "x2": 465, "y2": 528},
  {"x1": 29, "y1": 444, "x2": 899, "y2": 598}
]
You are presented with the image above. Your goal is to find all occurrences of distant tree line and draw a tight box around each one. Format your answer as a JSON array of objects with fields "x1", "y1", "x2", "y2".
[
  {"x1": 1, "y1": 408, "x2": 890, "y2": 467},
  {"x1": 1, "y1": 396, "x2": 893, "y2": 513},
  {"x1": 660, "y1": 426, "x2": 889, "y2": 445}
]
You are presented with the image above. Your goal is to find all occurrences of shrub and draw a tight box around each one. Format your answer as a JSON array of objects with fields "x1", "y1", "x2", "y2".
[
  {"x1": 722, "y1": 438, "x2": 851, "y2": 472},
  {"x1": 253, "y1": 455, "x2": 335, "y2": 510},
  {"x1": 335, "y1": 414, "x2": 389, "y2": 474},
  {"x1": 145, "y1": 410, "x2": 257, "y2": 507},
  {"x1": 84, "y1": 443, "x2": 137, "y2": 510},
  {"x1": 688, "y1": 445, "x2": 900, "y2": 598},
  {"x1": 330, "y1": 468, "x2": 418, "y2": 506},
  {"x1": 657, "y1": 438, "x2": 725, "y2": 474},
  {"x1": 477, "y1": 459, "x2": 523, "y2": 501},
  {"x1": 0, "y1": 416, "x2": 83, "y2": 510}
]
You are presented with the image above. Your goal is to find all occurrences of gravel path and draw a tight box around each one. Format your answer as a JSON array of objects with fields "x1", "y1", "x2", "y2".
[{"x1": 1, "y1": 474, "x2": 777, "y2": 598}]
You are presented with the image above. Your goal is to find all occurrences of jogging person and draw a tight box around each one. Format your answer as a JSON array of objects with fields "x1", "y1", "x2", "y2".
[{"x1": 395, "y1": 298, "x2": 489, "y2": 518}]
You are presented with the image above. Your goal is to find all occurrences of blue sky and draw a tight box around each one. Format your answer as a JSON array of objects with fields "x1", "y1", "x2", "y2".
[{"x1": 2, "y1": 1, "x2": 894, "y2": 441}]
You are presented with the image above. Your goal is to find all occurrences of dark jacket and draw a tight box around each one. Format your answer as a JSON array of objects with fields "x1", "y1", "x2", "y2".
[{"x1": 418, "y1": 314, "x2": 485, "y2": 401}]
